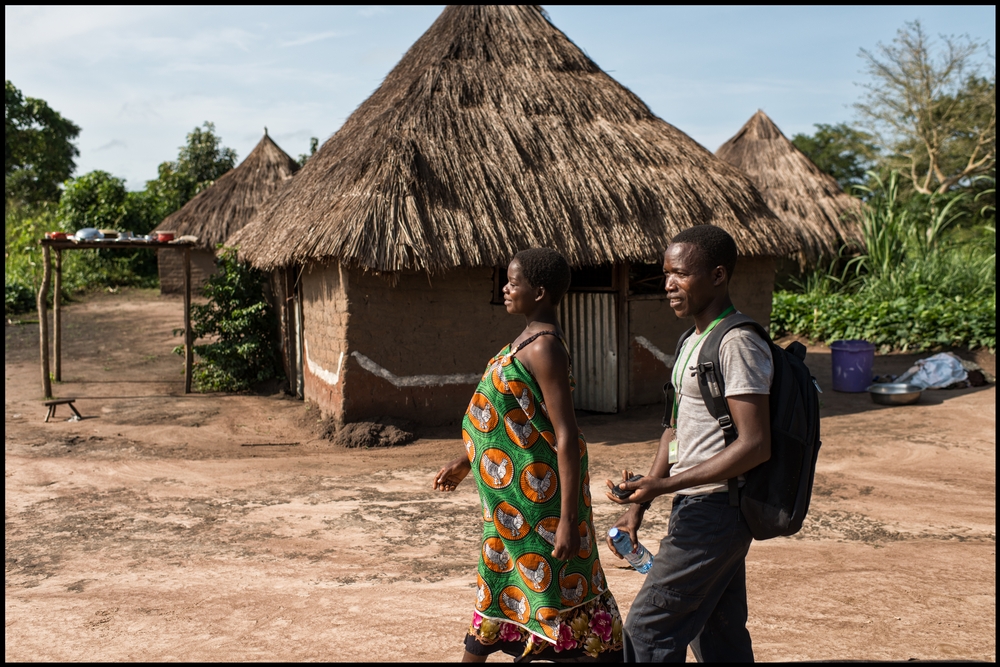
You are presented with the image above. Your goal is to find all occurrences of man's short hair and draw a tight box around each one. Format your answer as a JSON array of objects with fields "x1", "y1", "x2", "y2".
[
  {"x1": 513, "y1": 248, "x2": 572, "y2": 305},
  {"x1": 669, "y1": 225, "x2": 738, "y2": 280}
]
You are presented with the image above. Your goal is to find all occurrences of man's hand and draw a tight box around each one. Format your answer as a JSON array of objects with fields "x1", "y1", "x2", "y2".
[
  {"x1": 605, "y1": 468, "x2": 666, "y2": 506},
  {"x1": 433, "y1": 456, "x2": 472, "y2": 492},
  {"x1": 552, "y1": 516, "x2": 581, "y2": 561},
  {"x1": 606, "y1": 504, "x2": 645, "y2": 559}
]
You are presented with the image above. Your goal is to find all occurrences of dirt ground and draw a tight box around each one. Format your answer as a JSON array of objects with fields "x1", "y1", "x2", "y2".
[{"x1": 5, "y1": 289, "x2": 996, "y2": 662}]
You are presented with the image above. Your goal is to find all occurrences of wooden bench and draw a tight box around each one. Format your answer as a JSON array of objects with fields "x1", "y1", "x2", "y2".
[{"x1": 43, "y1": 398, "x2": 83, "y2": 422}]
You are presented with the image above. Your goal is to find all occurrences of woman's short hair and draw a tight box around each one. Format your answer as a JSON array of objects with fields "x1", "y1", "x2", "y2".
[
  {"x1": 669, "y1": 225, "x2": 738, "y2": 280},
  {"x1": 513, "y1": 248, "x2": 572, "y2": 305}
]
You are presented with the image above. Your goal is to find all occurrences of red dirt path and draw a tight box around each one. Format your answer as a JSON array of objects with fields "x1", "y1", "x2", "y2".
[{"x1": 5, "y1": 289, "x2": 995, "y2": 661}]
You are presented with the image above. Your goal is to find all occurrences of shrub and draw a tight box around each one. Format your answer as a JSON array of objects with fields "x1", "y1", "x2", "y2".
[
  {"x1": 773, "y1": 171, "x2": 996, "y2": 352},
  {"x1": 5, "y1": 280, "x2": 35, "y2": 317},
  {"x1": 176, "y1": 248, "x2": 280, "y2": 392},
  {"x1": 771, "y1": 291, "x2": 995, "y2": 352}
]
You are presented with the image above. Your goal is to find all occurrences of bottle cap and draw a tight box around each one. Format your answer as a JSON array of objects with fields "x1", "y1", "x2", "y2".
[{"x1": 608, "y1": 527, "x2": 620, "y2": 539}]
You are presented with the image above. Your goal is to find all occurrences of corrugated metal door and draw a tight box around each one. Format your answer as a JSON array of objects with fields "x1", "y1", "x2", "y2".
[{"x1": 558, "y1": 292, "x2": 618, "y2": 412}]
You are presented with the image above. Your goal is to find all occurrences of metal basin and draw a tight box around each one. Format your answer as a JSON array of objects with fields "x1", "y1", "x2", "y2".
[{"x1": 867, "y1": 383, "x2": 923, "y2": 405}]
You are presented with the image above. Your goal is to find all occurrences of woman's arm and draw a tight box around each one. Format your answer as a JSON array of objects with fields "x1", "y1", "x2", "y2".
[
  {"x1": 519, "y1": 337, "x2": 581, "y2": 560},
  {"x1": 433, "y1": 455, "x2": 471, "y2": 492}
]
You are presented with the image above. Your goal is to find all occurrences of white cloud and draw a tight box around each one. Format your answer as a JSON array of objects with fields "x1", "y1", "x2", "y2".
[
  {"x1": 280, "y1": 30, "x2": 345, "y2": 48},
  {"x1": 357, "y1": 6, "x2": 390, "y2": 18},
  {"x1": 94, "y1": 139, "x2": 127, "y2": 151}
]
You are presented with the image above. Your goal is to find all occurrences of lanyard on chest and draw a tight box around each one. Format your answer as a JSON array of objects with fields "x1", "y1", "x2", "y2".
[{"x1": 671, "y1": 306, "x2": 735, "y2": 427}]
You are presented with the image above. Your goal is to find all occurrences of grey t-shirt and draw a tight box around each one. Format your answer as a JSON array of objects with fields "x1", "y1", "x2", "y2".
[{"x1": 671, "y1": 324, "x2": 773, "y2": 496}]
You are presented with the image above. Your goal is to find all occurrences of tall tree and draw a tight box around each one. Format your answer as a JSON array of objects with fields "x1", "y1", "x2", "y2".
[
  {"x1": 5, "y1": 80, "x2": 81, "y2": 205},
  {"x1": 144, "y1": 122, "x2": 237, "y2": 221},
  {"x1": 854, "y1": 21, "x2": 996, "y2": 195},
  {"x1": 792, "y1": 123, "x2": 880, "y2": 191}
]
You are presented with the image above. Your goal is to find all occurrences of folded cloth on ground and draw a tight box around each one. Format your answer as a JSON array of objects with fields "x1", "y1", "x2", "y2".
[{"x1": 896, "y1": 352, "x2": 969, "y2": 389}]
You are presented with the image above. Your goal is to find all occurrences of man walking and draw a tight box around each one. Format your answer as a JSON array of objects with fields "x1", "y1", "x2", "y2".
[{"x1": 606, "y1": 225, "x2": 772, "y2": 662}]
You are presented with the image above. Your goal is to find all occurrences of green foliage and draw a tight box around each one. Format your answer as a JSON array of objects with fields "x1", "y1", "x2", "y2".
[
  {"x1": 177, "y1": 248, "x2": 280, "y2": 392},
  {"x1": 5, "y1": 279, "x2": 35, "y2": 317},
  {"x1": 4, "y1": 122, "x2": 241, "y2": 302},
  {"x1": 4, "y1": 200, "x2": 160, "y2": 317},
  {"x1": 297, "y1": 137, "x2": 319, "y2": 167},
  {"x1": 854, "y1": 21, "x2": 995, "y2": 195},
  {"x1": 5, "y1": 80, "x2": 81, "y2": 205},
  {"x1": 773, "y1": 170, "x2": 996, "y2": 352},
  {"x1": 145, "y1": 122, "x2": 237, "y2": 222},
  {"x1": 772, "y1": 292, "x2": 995, "y2": 353},
  {"x1": 791, "y1": 123, "x2": 880, "y2": 190},
  {"x1": 57, "y1": 170, "x2": 131, "y2": 231}
]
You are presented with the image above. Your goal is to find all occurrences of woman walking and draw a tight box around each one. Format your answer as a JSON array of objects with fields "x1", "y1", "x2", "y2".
[{"x1": 434, "y1": 248, "x2": 624, "y2": 662}]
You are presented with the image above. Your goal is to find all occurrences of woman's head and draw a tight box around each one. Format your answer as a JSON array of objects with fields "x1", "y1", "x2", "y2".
[{"x1": 504, "y1": 248, "x2": 572, "y2": 314}]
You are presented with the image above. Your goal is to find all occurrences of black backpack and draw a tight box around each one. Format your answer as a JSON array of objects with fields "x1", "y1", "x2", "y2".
[{"x1": 664, "y1": 312, "x2": 822, "y2": 540}]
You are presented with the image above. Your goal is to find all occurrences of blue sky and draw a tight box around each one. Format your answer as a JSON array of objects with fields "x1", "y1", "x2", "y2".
[{"x1": 5, "y1": 5, "x2": 995, "y2": 190}]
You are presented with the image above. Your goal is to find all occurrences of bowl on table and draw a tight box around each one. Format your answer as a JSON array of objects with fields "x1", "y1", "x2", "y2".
[{"x1": 866, "y1": 383, "x2": 923, "y2": 405}]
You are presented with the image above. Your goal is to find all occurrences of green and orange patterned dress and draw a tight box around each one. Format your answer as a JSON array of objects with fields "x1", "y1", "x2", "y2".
[{"x1": 463, "y1": 332, "x2": 623, "y2": 659}]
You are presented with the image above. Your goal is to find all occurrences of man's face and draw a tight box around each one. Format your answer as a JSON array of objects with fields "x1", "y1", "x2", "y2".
[{"x1": 663, "y1": 243, "x2": 721, "y2": 318}]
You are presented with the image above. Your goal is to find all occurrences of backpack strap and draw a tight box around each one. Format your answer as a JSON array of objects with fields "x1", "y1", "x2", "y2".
[
  {"x1": 662, "y1": 325, "x2": 696, "y2": 428},
  {"x1": 694, "y1": 313, "x2": 771, "y2": 507}
]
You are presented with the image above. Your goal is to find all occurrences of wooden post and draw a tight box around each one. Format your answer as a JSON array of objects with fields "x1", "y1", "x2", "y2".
[
  {"x1": 616, "y1": 262, "x2": 630, "y2": 413},
  {"x1": 38, "y1": 244, "x2": 53, "y2": 399},
  {"x1": 183, "y1": 247, "x2": 193, "y2": 393},
  {"x1": 53, "y1": 248, "x2": 62, "y2": 382}
]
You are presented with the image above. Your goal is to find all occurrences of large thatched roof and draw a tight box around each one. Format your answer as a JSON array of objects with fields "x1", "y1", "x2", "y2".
[
  {"x1": 155, "y1": 132, "x2": 299, "y2": 250},
  {"x1": 716, "y1": 110, "x2": 863, "y2": 265},
  {"x1": 230, "y1": 5, "x2": 795, "y2": 272}
]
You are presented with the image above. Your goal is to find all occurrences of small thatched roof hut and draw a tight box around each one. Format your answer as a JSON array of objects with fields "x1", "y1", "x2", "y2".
[
  {"x1": 154, "y1": 131, "x2": 299, "y2": 293},
  {"x1": 716, "y1": 110, "x2": 863, "y2": 266},
  {"x1": 228, "y1": 5, "x2": 799, "y2": 424}
]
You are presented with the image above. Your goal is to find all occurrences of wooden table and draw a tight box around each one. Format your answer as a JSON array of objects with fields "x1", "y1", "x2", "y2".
[{"x1": 37, "y1": 238, "x2": 198, "y2": 398}]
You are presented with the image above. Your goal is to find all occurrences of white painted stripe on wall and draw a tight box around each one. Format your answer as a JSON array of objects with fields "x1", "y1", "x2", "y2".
[
  {"x1": 350, "y1": 351, "x2": 480, "y2": 387},
  {"x1": 304, "y1": 340, "x2": 345, "y2": 385},
  {"x1": 303, "y1": 339, "x2": 479, "y2": 388},
  {"x1": 634, "y1": 336, "x2": 675, "y2": 368}
]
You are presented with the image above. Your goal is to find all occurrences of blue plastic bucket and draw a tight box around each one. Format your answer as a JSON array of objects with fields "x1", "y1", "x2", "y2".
[{"x1": 830, "y1": 339, "x2": 876, "y2": 392}]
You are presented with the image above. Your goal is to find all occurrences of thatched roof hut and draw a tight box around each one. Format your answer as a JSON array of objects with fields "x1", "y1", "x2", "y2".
[
  {"x1": 155, "y1": 131, "x2": 299, "y2": 251},
  {"x1": 231, "y1": 5, "x2": 799, "y2": 425},
  {"x1": 716, "y1": 110, "x2": 863, "y2": 265},
  {"x1": 230, "y1": 5, "x2": 793, "y2": 273}
]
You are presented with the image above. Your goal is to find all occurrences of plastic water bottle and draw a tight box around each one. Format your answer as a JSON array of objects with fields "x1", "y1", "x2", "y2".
[{"x1": 608, "y1": 527, "x2": 653, "y2": 574}]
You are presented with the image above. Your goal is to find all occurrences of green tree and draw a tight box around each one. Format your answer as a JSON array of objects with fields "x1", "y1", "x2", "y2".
[
  {"x1": 855, "y1": 21, "x2": 996, "y2": 194},
  {"x1": 5, "y1": 80, "x2": 81, "y2": 205},
  {"x1": 144, "y1": 121, "x2": 237, "y2": 220},
  {"x1": 792, "y1": 123, "x2": 880, "y2": 190},
  {"x1": 297, "y1": 137, "x2": 319, "y2": 167},
  {"x1": 56, "y1": 170, "x2": 129, "y2": 231}
]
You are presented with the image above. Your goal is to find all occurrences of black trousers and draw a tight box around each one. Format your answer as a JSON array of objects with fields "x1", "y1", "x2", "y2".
[{"x1": 623, "y1": 492, "x2": 754, "y2": 662}]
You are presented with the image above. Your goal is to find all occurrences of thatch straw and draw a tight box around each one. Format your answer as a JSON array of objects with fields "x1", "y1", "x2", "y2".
[
  {"x1": 155, "y1": 132, "x2": 299, "y2": 250},
  {"x1": 230, "y1": 5, "x2": 795, "y2": 272},
  {"x1": 716, "y1": 110, "x2": 863, "y2": 265}
]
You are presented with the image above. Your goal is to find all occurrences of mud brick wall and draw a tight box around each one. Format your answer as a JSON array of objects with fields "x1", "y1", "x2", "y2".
[
  {"x1": 300, "y1": 262, "x2": 350, "y2": 424},
  {"x1": 157, "y1": 248, "x2": 218, "y2": 294},
  {"x1": 628, "y1": 256, "x2": 775, "y2": 406},
  {"x1": 342, "y1": 267, "x2": 522, "y2": 426}
]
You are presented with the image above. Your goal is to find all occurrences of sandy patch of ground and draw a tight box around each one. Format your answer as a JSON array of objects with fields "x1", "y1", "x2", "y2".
[{"x1": 5, "y1": 289, "x2": 995, "y2": 661}]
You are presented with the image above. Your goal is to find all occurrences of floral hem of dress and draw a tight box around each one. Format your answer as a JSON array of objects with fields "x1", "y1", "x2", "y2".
[{"x1": 468, "y1": 591, "x2": 623, "y2": 658}]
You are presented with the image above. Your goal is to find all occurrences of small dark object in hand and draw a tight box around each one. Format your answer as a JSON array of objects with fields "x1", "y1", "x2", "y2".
[{"x1": 611, "y1": 474, "x2": 644, "y2": 499}]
